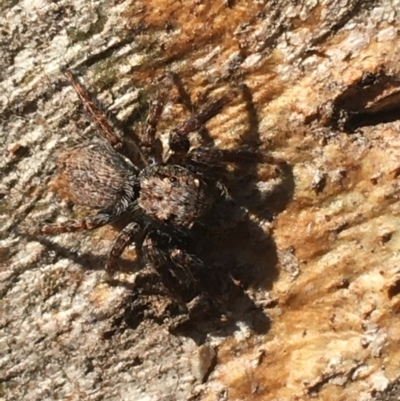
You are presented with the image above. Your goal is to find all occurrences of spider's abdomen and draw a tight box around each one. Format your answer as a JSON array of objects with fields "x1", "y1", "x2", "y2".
[
  {"x1": 138, "y1": 165, "x2": 212, "y2": 228},
  {"x1": 51, "y1": 142, "x2": 137, "y2": 209}
]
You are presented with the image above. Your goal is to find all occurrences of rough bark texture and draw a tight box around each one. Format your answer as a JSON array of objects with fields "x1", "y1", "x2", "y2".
[{"x1": 1, "y1": 1, "x2": 400, "y2": 400}]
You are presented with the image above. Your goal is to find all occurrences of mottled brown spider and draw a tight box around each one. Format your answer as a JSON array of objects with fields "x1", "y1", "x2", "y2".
[{"x1": 26, "y1": 70, "x2": 284, "y2": 309}]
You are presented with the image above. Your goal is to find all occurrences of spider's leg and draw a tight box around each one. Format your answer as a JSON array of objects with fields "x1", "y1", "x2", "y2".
[
  {"x1": 25, "y1": 211, "x2": 116, "y2": 236},
  {"x1": 169, "y1": 92, "x2": 235, "y2": 155},
  {"x1": 187, "y1": 146, "x2": 286, "y2": 168},
  {"x1": 106, "y1": 221, "x2": 142, "y2": 276},
  {"x1": 64, "y1": 70, "x2": 144, "y2": 165},
  {"x1": 140, "y1": 95, "x2": 165, "y2": 159},
  {"x1": 64, "y1": 70, "x2": 124, "y2": 151}
]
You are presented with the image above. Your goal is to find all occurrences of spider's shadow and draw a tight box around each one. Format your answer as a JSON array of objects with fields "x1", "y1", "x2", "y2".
[
  {"x1": 125, "y1": 78, "x2": 295, "y2": 341},
  {"x1": 232, "y1": 83, "x2": 294, "y2": 219}
]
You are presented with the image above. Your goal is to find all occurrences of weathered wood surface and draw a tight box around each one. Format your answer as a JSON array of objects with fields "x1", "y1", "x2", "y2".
[{"x1": 1, "y1": 1, "x2": 400, "y2": 400}]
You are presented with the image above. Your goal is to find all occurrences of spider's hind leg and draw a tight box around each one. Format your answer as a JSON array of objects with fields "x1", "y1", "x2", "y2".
[
  {"x1": 63, "y1": 70, "x2": 143, "y2": 165},
  {"x1": 25, "y1": 211, "x2": 116, "y2": 236},
  {"x1": 63, "y1": 70, "x2": 124, "y2": 151}
]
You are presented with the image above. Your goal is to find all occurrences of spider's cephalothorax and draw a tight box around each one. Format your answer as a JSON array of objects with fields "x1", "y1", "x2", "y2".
[
  {"x1": 26, "y1": 71, "x2": 284, "y2": 308},
  {"x1": 138, "y1": 164, "x2": 214, "y2": 228}
]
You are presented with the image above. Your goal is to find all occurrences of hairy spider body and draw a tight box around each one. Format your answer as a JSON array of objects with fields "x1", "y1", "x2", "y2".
[
  {"x1": 52, "y1": 142, "x2": 138, "y2": 210},
  {"x1": 26, "y1": 71, "x2": 284, "y2": 313}
]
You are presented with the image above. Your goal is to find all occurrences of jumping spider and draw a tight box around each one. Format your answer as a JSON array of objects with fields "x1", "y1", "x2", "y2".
[{"x1": 26, "y1": 70, "x2": 284, "y2": 317}]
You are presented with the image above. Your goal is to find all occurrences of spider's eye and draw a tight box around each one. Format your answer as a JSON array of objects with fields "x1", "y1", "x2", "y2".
[{"x1": 169, "y1": 177, "x2": 177, "y2": 183}]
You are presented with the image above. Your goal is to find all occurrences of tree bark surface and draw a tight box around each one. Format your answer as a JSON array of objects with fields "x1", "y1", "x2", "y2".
[{"x1": 1, "y1": 1, "x2": 400, "y2": 400}]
